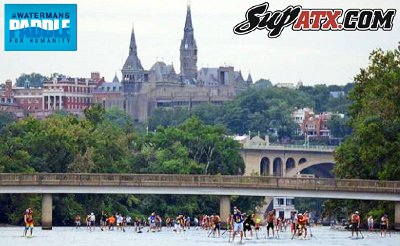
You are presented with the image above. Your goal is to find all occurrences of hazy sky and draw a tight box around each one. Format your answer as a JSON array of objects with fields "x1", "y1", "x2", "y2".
[{"x1": 0, "y1": 0, "x2": 399, "y2": 85}]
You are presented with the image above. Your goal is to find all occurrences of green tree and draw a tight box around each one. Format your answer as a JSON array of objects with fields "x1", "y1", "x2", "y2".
[
  {"x1": 253, "y1": 78, "x2": 273, "y2": 89},
  {"x1": 0, "y1": 112, "x2": 16, "y2": 131},
  {"x1": 84, "y1": 104, "x2": 105, "y2": 126},
  {"x1": 148, "y1": 107, "x2": 191, "y2": 130},
  {"x1": 104, "y1": 108, "x2": 135, "y2": 133},
  {"x1": 334, "y1": 48, "x2": 400, "y2": 181},
  {"x1": 16, "y1": 73, "x2": 48, "y2": 88},
  {"x1": 327, "y1": 115, "x2": 352, "y2": 138},
  {"x1": 137, "y1": 117, "x2": 245, "y2": 175}
]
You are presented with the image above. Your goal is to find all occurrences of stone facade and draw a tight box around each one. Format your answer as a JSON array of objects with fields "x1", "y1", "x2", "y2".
[
  {"x1": 117, "y1": 5, "x2": 251, "y2": 122},
  {"x1": 92, "y1": 75, "x2": 123, "y2": 109},
  {"x1": 180, "y1": 5, "x2": 198, "y2": 82}
]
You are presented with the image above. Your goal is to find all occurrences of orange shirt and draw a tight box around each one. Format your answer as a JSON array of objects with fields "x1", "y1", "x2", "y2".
[
  {"x1": 109, "y1": 216, "x2": 115, "y2": 223},
  {"x1": 298, "y1": 217, "x2": 306, "y2": 225}
]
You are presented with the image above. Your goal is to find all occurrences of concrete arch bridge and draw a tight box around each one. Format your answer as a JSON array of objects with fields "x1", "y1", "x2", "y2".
[{"x1": 240, "y1": 145, "x2": 336, "y2": 178}]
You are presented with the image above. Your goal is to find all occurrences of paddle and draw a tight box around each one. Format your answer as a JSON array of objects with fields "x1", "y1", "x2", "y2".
[
  {"x1": 359, "y1": 229, "x2": 364, "y2": 239},
  {"x1": 208, "y1": 228, "x2": 214, "y2": 237},
  {"x1": 309, "y1": 224, "x2": 315, "y2": 238}
]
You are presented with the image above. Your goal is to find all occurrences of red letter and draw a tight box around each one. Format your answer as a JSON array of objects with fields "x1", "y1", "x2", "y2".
[
  {"x1": 310, "y1": 11, "x2": 327, "y2": 30},
  {"x1": 293, "y1": 10, "x2": 310, "y2": 30},
  {"x1": 322, "y1": 10, "x2": 343, "y2": 30}
]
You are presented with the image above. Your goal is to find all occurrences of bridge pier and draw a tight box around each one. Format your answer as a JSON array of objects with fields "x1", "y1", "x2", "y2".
[
  {"x1": 396, "y1": 201, "x2": 400, "y2": 230},
  {"x1": 219, "y1": 195, "x2": 231, "y2": 226},
  {"x1": 41, "y1": 194, "x2": 52, "y2": 230}
]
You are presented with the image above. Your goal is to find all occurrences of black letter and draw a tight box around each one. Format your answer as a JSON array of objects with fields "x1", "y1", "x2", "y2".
[
  {"x1": 358, "y1": 10, "x2": 373, "y2": 30},
  {"x1": 266, "y1": 6, "x2": 301, "y2": 38},
  {"x1": 343, "y1": 10, "x2": 359, "y2": 30},
  {"x1": 372, "y1": 9, "x2": 396, "y2": 30},
  {"x1": 233, "y1": 2, "x2": 269, "y2": 35}
]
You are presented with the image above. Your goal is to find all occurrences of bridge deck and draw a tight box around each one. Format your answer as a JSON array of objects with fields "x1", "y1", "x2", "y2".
[{"x1": 0, "y1": 173, "x2": 398, "y2": 194}]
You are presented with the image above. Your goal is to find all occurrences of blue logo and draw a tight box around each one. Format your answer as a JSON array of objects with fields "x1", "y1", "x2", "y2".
[{"x1": 4, "y1": 4, "x2": 77, "y2": 51}]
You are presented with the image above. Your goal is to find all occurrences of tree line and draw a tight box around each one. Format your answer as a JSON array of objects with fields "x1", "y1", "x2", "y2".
[
  {"x1": 148, "y1": 83, "x2": 352, "y2": 143},
  {"x1": 0, "y1": 106, "x2": 261, "y2": 225}
]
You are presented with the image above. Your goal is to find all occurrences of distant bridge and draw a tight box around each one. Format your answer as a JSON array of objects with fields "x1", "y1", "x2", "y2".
[
  {"x1": 0, "y1": 173, "x2": 399, "y2": 229},
  {"x1": 240, "y1": 145, "x2": 336, "y2": 177}
]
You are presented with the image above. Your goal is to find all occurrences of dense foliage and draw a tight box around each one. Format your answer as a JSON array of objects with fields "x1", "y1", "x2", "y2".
[
  {"x1": 334, "y1": 49, "x2": 400, "y2": 181},
  {"x1": 323, "y1": 49, "x2": 400, "y2": 224},
  {"x1": 15, "y1": 73, "x2": 48, "y2": 88},
  {"x1": 0, "y1": 106, "x2": 260, "y2": 225},
  {"x1": 149, "y1": 85, "x2": 352, "y2": 143}
]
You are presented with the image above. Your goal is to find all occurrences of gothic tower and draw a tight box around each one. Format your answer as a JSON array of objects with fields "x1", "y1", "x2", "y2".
[
  {"x1": 121, "y1": 26, "x2": 149, "y2": 122},
  {"x1": 180, "y1": 4, "x2": 198, "y2": 82},
  {"x1": 122, "y1": 26, "x2": 147, "y2": 92}
]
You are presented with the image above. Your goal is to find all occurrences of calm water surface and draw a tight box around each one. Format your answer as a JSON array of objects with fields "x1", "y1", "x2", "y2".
[{"x1": 0, "y1": 226, "x2": 399, "y2": 246}]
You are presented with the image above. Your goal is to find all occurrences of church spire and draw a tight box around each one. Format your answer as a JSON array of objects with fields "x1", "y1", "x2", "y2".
[
  {"x1": 112, "y1": 73, "x2": 119, "y2": 83},
  {"x1": 180, "y1": 4, "x2": 198, "y2": 82},
  {"x1": 129, "y1": 24, "x2": 138, "y2": 56},
  {"x1": 247, "y1": 73, "x2": 253, "y2": 84},
  {"x1": 122, "y1": 25, "x2": 143, "y2": 72},
  {"x1": 184, "y1": 4, "x2": 193, "y2": 31},
  {"x1": 122, "y1": 24, "x2": 145, "y2": 84}
]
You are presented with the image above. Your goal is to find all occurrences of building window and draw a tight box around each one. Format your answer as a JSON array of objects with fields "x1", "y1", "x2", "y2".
[
  {"x1": 277, "y1": 198, "x2": 284, "y2": 205},
  {"x1": 286, "y1": 199, "x2": 294, "y2": 206}
]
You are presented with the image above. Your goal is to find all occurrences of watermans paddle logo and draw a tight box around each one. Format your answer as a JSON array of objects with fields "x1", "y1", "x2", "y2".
[
  {"x1": 233, "y1": 2, "x2": 396, "y2": 38},
  {"x1": 4, "y1": 4, "x2": 77, "y2": 51}
]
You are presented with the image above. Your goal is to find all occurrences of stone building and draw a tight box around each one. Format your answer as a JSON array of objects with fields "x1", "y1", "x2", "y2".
[
  {"x1": 114, "y1": 5, "x2": 251, "y2": 122},
  {"x1": 92, "y1": 74, "x2": 123, "y2": 108}
]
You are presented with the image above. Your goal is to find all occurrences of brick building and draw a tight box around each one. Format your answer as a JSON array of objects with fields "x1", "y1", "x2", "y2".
[
  {"x1": 293, "y1": 108, "x2": 345, "y2": 140},
  {"x1": 13, "y1": 84, "x2": 43, "y2": 111},
  {"x1": 0, "y1": 80, "x2": 21, "y2": 115},
  {"x1": 42, "y1": 76, "x2": 98, "y2": 111}
]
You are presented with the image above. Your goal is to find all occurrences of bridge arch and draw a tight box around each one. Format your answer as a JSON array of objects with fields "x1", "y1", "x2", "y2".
[
  {"x1": 273, "y1": 157, "x2": 283, "y2": 176},
  {"x1": 260, "y1": 157, "x2": 270, "y2": 176},
  {"x1": 298, "y1": 158, "x2": 307, "y2": 165},
  {"x1": 286, "y1": 161, "x2": 335, "y2": 177},
  {"x1": 286, "y1": 158, "x2": 295, "y2": 171}
]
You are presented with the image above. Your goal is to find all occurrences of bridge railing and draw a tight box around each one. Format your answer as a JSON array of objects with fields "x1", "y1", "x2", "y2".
[
  {"x1": 243, "y1": 144, "x2": 336, "y2": 151},
  {"x1": 0, "y1": 173, "x2": 399, "y2": 194}
]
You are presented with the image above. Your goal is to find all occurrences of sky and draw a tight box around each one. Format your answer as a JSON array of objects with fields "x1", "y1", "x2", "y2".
[{"x1": 0, "y1": 0, "x2": 399, "y2": 86}]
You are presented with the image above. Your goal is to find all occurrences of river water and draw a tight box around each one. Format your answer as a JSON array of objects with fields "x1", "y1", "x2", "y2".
[{"x1": 0, "y1": 226, "x2": 398, "y2": 246}]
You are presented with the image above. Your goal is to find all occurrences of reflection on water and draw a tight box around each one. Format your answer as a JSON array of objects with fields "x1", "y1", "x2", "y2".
[{"x1": 0, "y1": 226, "x2": 399, "y2": 246}]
